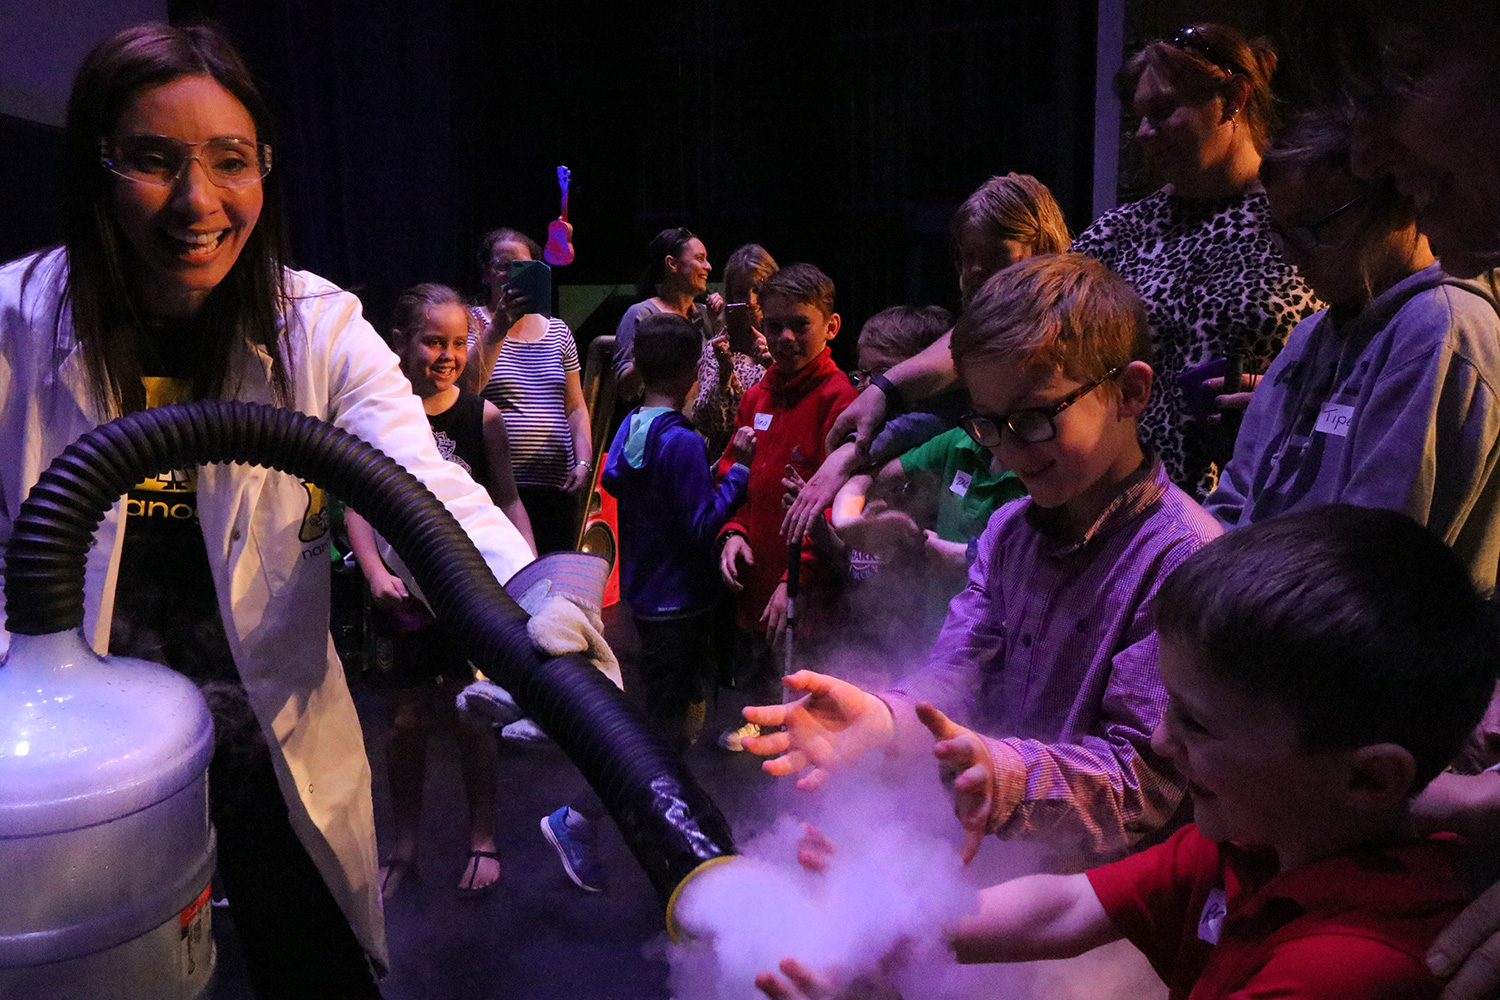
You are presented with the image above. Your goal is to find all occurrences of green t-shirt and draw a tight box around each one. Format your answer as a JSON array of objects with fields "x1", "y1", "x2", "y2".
[{"x1": 898, "y1": 426, "x2": 1026, "y2": 543}]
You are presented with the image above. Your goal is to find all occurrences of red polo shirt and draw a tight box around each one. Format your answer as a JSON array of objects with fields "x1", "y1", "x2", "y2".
[{"x1": 1087, "y1": 823, "x2": 1469, "y2": 999}]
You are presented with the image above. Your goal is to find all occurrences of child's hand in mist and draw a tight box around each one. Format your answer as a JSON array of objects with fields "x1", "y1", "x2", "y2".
[
  {"x1": 742, "y1": 670, "x2": 896, "y2": 790},
  {"x1": 796, "y1": 823, "x2": 836, "y2": 873},
  {"x1": 835, "y1": 501, "x2": 924, "y2": 557},
  {"x1": 922, "y1": 531, "x2": 970, "y2": 572},
  {"x1": 917, "y1": 703, "x2": 1019, "y2": 865},
  {"x1": 756, "y1": 952, "x2": 906, "y2": 999},
  {"x1": 731, "y1": 426, "x2": 758, "y2": 467}
]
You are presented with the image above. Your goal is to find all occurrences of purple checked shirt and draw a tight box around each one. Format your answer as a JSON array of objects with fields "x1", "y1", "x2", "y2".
[{"x1": 891, "y1": 456, "x2": 1222, "y2": 861}]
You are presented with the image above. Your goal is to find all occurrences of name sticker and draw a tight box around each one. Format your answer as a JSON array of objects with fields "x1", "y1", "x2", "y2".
[
  {"x1": 753, "y1": 412, "x2": 773, "y2": 431},
  {"x1": 1315, "y1": 402, "x2": 1355, "y2": 438},
  {"x1": 950, "y1": 470, "x2": 973, "y2": 497},
  {"x1": 1197, "y1": 888, "x2": 1227, "y2": 945}
]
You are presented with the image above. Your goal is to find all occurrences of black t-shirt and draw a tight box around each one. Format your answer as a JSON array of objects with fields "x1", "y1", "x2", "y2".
[{"x1": 109, "y1": 322, "x2": 245, "y2": 740}]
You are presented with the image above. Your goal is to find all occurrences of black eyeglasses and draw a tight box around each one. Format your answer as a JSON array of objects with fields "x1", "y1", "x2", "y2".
[
  {"x1": 1167, "y1": 26, "x2": 1246, "y2": 78},
  {"x1": 848, "y1": 366, "x2": 889, "y2": 389},
  {"x1": 1266, "y1": 193, "x2": 1369, "y2": 253},
  {"x1": 960, "y1": 366, "x2": 1122, "y2": 447}
]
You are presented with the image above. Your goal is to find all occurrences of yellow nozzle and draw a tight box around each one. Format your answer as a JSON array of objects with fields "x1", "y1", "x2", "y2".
[{"x1": 665, "y1": 854, "x2": 740, "y2": 943}]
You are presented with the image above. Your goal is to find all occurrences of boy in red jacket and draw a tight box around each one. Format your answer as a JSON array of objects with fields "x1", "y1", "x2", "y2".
[{"x1": 717, "y1": 263, "x2": 857, "y2": 749}]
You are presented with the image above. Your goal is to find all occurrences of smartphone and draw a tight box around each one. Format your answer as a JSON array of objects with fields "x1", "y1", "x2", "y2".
[
  {"x1": 506, "y1": 259, "x2": 552, "y2": 317},
  {"x1": 1175, "y1": 356, "x2": 1230, "y2": 422}
]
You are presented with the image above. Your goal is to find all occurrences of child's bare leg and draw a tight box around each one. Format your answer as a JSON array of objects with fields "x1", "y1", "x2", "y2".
[
  {"x1": 443, "y1": 677, "x2": 500, "y2": 891},
  {"x1": 382, "y1": 684, "x2": 430, "y2": 896}
]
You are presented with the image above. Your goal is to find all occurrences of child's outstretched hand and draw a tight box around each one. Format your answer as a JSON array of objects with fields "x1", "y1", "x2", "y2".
[
  {"x1": 834, "y1": 500, "x2": 924, "y2": 557},
  {"x1": 731, "y1": 426, "x2": 758, "y2": 467},
  {"x1": 917, "y1": 702, "x2": 1000, "y2": 865},
  {"x1": 742, "y1": 670, "x2": 896, "y2": 790},
  {"x1": 756, "y1": 952, "x2": 905, "y2": 999}
]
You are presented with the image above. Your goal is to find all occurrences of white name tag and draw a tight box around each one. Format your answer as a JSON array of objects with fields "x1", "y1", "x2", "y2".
[
  {"x1": 1197, "y1": 888, "x2": 1227, "y2": 945},
  {"x1": 950, "y1": 470, "x2": 973, "y2": 497},
  {"x1": 1315, "y1": 402, "x2": 1355, "y2": 438},
  {"x1": 753, "y1": 412, "x2": 773, "y2": 431}
]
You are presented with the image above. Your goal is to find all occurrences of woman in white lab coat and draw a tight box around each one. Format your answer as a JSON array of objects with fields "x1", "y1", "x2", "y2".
[{"x1": 0, "y1": 23, "x2": 533, "y2": 994}]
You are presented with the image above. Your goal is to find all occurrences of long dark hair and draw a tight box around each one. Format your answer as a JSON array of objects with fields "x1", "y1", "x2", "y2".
[
  {"x1": 60, "y1": 22, "x2": 290, "y2": 415},
  {"x1": 635, "y1": 226, "x2": 697, "y2": 300}
]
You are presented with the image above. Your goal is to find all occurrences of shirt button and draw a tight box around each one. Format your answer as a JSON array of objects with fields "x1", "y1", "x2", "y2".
[
  {"x1": 1021, "y1": 634, "x2": 1033, "y2": 648},
  {"x1": 1076, "y1": 619, "x2": 1088, "y2": 633},
  {"x1": 230, "y1": 528, "x2": 241, "y2": 542}
]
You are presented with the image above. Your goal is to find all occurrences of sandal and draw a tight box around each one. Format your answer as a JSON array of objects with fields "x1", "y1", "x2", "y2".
[
  {"x1": 378, "y1": 857, "x2": 418, "y2": 901},
  {"x1": 458, "y1": 849, "x2": 501, "y2": 896}
]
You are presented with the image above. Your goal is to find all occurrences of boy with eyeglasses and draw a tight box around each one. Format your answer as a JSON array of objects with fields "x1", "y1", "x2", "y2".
[{"x1": 743, "y1": 254, "x2": 1222, "y2": 864}]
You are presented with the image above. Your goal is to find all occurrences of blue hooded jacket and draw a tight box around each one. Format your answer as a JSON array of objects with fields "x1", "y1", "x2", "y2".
[{"x1": 602, "y1": 408, "x2": 749, "y2": 617}]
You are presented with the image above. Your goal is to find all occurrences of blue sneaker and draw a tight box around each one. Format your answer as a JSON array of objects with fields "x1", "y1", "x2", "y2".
[{"x1": 541, "y1": 807, "x2": 603, "y2": 892}]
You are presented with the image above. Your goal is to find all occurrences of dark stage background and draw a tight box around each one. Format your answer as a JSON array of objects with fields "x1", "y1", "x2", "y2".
[
  {"x1": 1, "y1": 1, "x2": 1288, "y2": 357},
  {"x1": 163, "y1": 0, "x2": 1099, "y2": 356}
]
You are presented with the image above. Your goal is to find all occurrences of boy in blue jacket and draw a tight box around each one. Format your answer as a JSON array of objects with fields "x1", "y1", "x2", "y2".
[{"x1": 603, "y1": 312, "x2": 757, "y2": 751}]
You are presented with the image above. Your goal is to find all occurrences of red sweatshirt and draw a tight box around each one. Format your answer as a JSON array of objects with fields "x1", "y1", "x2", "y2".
[{"x1": 717, "y1": 348, "x2": 858, "y2": 630}]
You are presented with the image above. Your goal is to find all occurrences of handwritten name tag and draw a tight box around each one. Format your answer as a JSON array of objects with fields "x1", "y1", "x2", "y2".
[
  {"x1": 753, "y1": 412, "x2": 773, "y2": 431},
  {"x1": 1197, "y1": 888, "x2": 1227, "y2": 945},
  {"x1": 950, "y1": 470, "x2": 973, "y2": 497},
  {"x1": 1315, "y1": 402, "x2": 1355, "y2": 438}
]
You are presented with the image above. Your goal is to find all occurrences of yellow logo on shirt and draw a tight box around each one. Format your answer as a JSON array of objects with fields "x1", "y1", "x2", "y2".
[{"x1": 299, "y1": 482, "x2": 329, "y2": 543}]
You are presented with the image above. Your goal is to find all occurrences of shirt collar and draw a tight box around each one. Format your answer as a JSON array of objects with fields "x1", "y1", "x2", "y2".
[
  {"x1": 1221, "y1": 835, "x2": 1468, "y2": 925},
  {"x1": 1025, "y1": 451, "x2": 1166, "y2": 557}
]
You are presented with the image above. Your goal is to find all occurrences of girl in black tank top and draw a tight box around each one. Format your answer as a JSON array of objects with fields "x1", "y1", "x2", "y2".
[{"x1": 343, "y1": 286, "x2": 536, "y2": 897}]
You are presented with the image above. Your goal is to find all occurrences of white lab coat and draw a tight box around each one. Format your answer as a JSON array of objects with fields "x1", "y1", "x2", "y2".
[{"x1": 0, "y1": 249, "x2": 535, "y2": 967}]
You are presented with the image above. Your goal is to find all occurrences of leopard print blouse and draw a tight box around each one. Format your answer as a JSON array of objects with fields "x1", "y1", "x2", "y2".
[{"x1": 1072, "y1": 187, "x2": 1322, "y2": 496}]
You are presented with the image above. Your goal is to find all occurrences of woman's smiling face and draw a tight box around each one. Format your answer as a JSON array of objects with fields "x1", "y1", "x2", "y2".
[{"x1": 109, "y1": 74, "x2": 264, "y2": 318}]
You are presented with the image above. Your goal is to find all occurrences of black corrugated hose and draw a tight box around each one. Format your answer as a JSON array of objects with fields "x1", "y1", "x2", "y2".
[{"x1": 2, "y1": 400, "x2": 734, "y2": 901}]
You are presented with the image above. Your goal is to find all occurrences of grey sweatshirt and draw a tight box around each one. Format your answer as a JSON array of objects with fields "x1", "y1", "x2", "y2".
[{"x1": 1206, "y1": 264, "x2": 1500, "y2": 590}]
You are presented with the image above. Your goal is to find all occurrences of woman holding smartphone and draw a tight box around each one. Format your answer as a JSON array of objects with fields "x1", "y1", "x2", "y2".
[{"x1": 463, "y1": 228, "x2": 592, "y2": 553}]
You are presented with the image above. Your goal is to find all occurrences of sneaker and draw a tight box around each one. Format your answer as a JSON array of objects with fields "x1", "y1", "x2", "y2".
[
  {"x1": 501, "y1": 718, "x2": 550, "y2": 744},
  {"x1": 541, "y1": 807, "x2": 604, "y2": 892},
  {"x1": 717, "y1": 721, "x2": 761, "y2": 752}
]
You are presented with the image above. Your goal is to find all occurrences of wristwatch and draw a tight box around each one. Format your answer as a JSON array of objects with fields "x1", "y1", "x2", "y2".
[{"x1": 868, "y1": 373, "x2": 906, "y2": 414}]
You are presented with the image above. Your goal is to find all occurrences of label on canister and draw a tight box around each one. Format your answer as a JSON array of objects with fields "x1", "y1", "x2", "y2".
[{"x1": 179, "y1": 884, "x2": 212, "y2": 978}]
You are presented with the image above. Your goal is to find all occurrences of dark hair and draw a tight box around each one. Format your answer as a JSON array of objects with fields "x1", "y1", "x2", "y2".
[
  {"x1": 60, "y1": 22, "x2": 290, "y2": 415},
  {"x1": 858, "y1": 305, "x2": 953, "y2": 363},
  {"x1": 757, "y1": 262, "x2": 836, "y2": 317},
  {"x1": 722, "y1": 243, "x2": 778, "y2": 304},
  {"x1": 637, "y1": 226, "x2": 699, "y2": 300},
  {"x1": 1155, "y1": 505, "x2": 1499, "y2": 790},
  {"x1": 951, "y1": 254, "x2": 1150, "y2": 392},
  {"x1": 391, "y1": 282, "x2": 464, "y2": 341},
  {"x1": 1116, "y1": 23, "x2": 1279, "y2": 150},
  {"x1": 632, "y1": 312, "x2": 701, "y2": 386},
  {"x1": 950, "y1": 174, "x2": 1070, "y2": 256},
  {"x1": 1259, "y1": 106, "x2": 1419, "y2": 296},
  {"x1": 477, "y1": 227, "x2": 541, "y2": 274},
  {"x1": 1285, "y1": 0, "x2": 1500, "y2": 121}
]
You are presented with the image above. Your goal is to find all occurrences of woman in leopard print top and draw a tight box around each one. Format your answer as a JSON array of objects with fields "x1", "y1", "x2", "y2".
[{"x1": 1074, "y1": 24, "x2": 1321, "y2": 495}]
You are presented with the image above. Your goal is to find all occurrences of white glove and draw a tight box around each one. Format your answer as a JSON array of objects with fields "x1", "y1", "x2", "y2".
[{"x1": 527, "y1": 594, "x2": 623, "y2": 691}]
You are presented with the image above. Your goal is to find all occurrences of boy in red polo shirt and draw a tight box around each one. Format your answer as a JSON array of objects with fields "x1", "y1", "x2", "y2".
[
  {"x1": 717, "y1": 264, "x2": 857, "y2": 748},
  {"x1": 758, "y1": 506, "x2": 1497, "y2": 1000}
]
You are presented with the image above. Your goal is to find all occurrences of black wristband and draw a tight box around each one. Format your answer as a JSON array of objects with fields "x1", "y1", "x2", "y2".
[{"x1": 869, "y1": 373, "x2": 905, "y2": 414}]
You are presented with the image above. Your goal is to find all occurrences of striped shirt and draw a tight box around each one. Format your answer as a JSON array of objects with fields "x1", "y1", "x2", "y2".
[
  {"x1": 469, "y1": 309, "x2": 581, "y2": 490},
  {"x1": 892, "y1": 456, "x2": 1223, "y2": 862}
]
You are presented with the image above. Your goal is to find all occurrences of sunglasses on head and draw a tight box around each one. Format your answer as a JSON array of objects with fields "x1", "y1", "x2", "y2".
[{"x1": 1167, "y1": 26, "x2": 1247, "y2": 78}]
